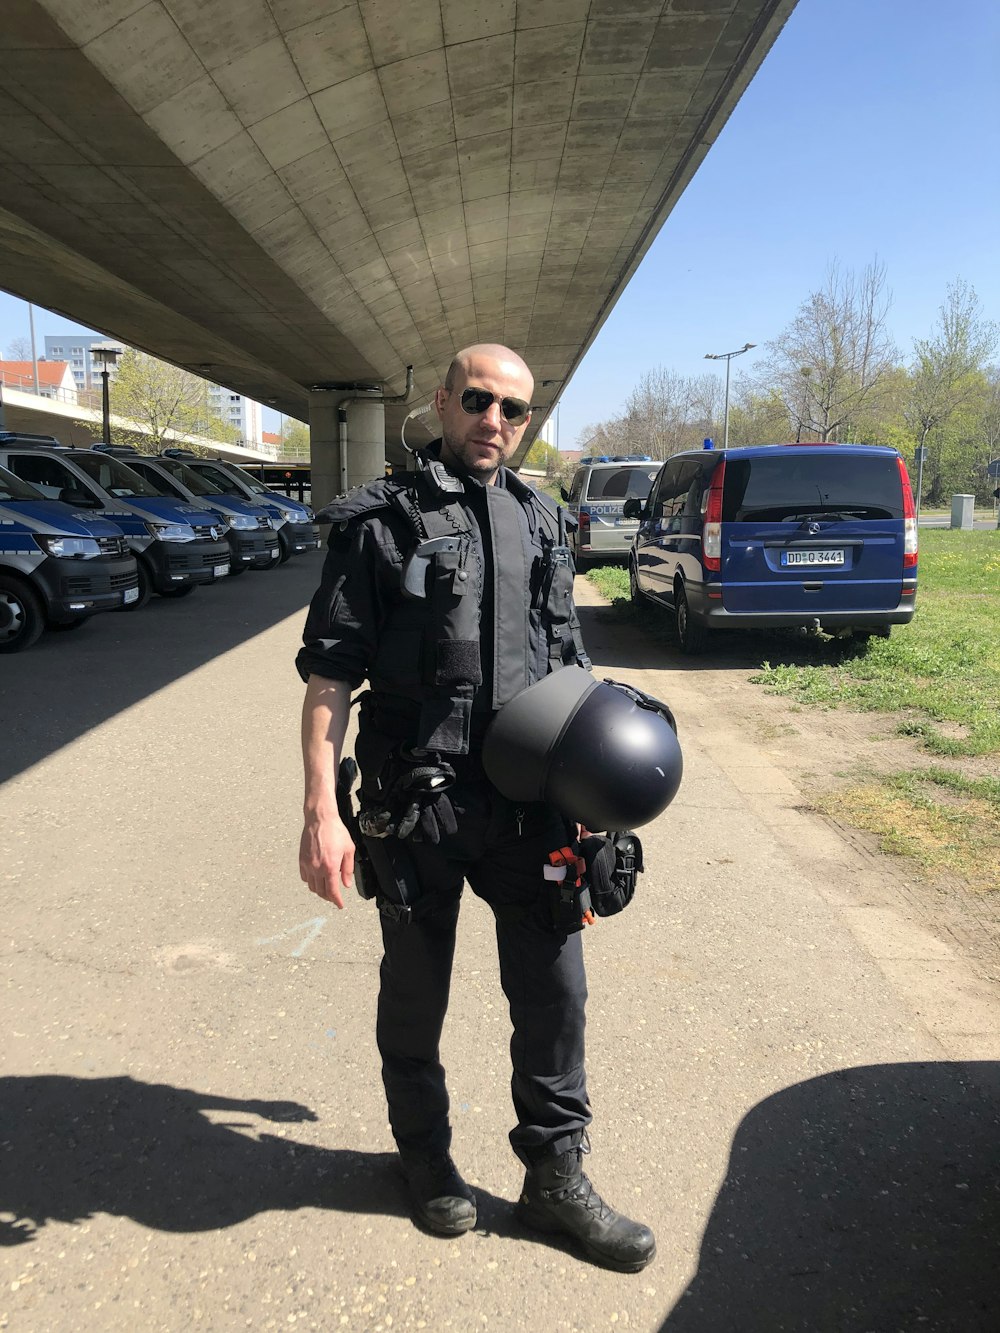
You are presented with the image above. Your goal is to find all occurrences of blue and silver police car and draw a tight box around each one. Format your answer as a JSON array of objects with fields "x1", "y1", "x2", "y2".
[
  {"x1": 166, "y1": 452, "x2": 320, "y2": 561},
  {"x1": 0, "y1": 460, "x2": 138, "y2": 652},
  {"x1": 0, "y1": 436, "x2": 232, "y2": 608}
]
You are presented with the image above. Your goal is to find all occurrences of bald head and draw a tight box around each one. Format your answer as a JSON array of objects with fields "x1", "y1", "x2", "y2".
[
  {"x1": 444, "y1": 344, "x2": 534, "y2": 398},
  {"x1": 435, "y1": 343, "x2": 535, "y2": 482}
]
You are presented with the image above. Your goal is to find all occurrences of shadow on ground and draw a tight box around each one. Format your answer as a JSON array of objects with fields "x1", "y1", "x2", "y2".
[
  {"x1": 661, "y1": 1061, "x2": 1000, "y2": 1333},
  {"x1": 576, "y1": 593, "x2": 885, "y2": 675},
  {"x1": 1, "y1": 551, "x2": 323, "y2": 784},
  {"x1": 0, "y1": 1073, "x2": 514, "y2": 1245}
]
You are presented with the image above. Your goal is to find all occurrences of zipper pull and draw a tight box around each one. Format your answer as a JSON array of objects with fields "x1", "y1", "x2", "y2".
[{"x1": 515, "y1": 807, "x2": 524, "y2": 837}]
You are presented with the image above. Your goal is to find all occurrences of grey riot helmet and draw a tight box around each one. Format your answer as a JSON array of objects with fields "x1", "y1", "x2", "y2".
[{"x1": 482, "y1": 668, "x2": 682, "y2": 831}]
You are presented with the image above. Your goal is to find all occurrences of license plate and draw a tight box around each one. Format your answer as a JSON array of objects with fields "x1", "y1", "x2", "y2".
[
  {"x1": 123, "y1": 586, "x2": 139, "y2": 605},
  {"x1": 214, "y1": 564, "x2": 230, "y2": 577},
  {"x1": 782, "y1": 548, "x2": 845, "y2": 567},
  {"x1": 270, "y1": 547, "x2": 280, "y2": 559}
]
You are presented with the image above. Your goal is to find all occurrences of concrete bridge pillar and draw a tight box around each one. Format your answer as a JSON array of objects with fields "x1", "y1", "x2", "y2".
[{"x1": 308, "y1": 391, "x2": 386, "y2": 512}]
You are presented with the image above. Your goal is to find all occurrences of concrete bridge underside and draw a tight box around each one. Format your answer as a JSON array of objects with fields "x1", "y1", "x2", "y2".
[{"x1": 0, "y1": 0, "x2": 795, "y2": 489}]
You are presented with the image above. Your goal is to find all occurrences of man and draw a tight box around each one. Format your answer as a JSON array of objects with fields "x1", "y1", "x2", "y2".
[{"x1": 296, "y1": 344, "x2": 655, "y2": 1273}]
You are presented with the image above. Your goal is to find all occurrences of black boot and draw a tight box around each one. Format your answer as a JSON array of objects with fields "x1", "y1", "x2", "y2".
[
  {"x1": 517, "y1": 1144, "x2": 656, "y2": 1273},
  {"x1": 399, "y1": 1150, "x2": 477, "y2": 1236}
]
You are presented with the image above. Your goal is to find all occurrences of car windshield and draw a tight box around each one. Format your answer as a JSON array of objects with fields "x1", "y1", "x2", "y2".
[
  {"x1": 228, "y1": 465, "x2": 271, "y2": 495},
  {"x1": 71, "y1": 453, "x2": 163, "y2": 499},
  {"x1": 194, "y1": 463, "x2": 247, "y2": 495},
  {"x1": 0, "y1": 463, "x2": 45, "y2": 502},
  {"x1": 157, "y1": 457, "x2": 224, "y2": 496},
  {"x1": 586, "y1": 466, "x2": 658, "y2": 501},
  {"x1": 723, "y1": 452, "x2": 904, "y2": 522}
]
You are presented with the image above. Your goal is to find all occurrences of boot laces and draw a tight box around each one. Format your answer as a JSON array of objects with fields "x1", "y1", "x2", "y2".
[{"x1": 549, "y1": 1136, "x2": 612, "y2": 1221}]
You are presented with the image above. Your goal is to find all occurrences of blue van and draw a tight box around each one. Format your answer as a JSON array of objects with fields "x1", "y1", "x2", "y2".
[
  {"x1": 104, "y1": 448, "x2": 281, "y2": 574},
  {"x1": 0, "y1": 437, "x2": 232, "y2": 608},
  {"x1": 165, "y1": 452, "x2": 320, "y2": 561},
  {"x1": 0, "y1": 461, "x2": 138, "y2": 652},
  {"x1": 625, "y1": 443, "x2": 918, "y2": 653}
]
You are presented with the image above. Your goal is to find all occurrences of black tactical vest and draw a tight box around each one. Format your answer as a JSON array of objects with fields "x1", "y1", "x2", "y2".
[{"x1": 319, "y1": 452, "x2": 590, "y2": 755}]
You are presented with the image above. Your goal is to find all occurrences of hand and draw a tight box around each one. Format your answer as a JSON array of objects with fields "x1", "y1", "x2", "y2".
[
  {"x1": 299, "y1": 799, "x2": 356, "y2": 908},
  {"x1": 255, "y1": 1100, "x2": 319, "y2": 1124}
]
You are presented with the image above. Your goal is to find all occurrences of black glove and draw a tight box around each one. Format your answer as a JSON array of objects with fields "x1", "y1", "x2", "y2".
[{"x1": 385, "y1": 753, "x2": 458, "y2": 845}]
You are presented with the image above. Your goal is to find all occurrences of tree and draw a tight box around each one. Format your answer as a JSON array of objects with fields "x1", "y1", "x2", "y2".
[
  {"x1": 760, "y1": 260, "x2": 899, "y2": 441},
  {"x1": 107, "y1": 351, "x2": 237, "y2": 450},
  {"x1": 522, "y1": 437, "x2": 562, "y2": 476},
  {"x1": 905, "y1": 279, "x2": 999, "y2": 506},
  {"x1": 279, "y1": 419, "x2": 310, "y2": 460},
  {"x1": 5, "y1": 337, "x2": 33, "y2": 360}
]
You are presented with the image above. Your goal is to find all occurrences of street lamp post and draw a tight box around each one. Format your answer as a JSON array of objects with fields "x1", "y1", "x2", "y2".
[
  {"x1": 704, "y1": 342, "x2": 755, "y2": 450},
  {"x1": 91, "y1": 345, "x2": 121, "y2": 442}
]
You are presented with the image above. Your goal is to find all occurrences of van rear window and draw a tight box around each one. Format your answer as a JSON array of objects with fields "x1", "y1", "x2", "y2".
[
  {"x1": 585, "y1": 467, "x2": 657, "y2": 501},
  {"x1": 722, "y1": 453, "x2": 903, "y2": 522}
]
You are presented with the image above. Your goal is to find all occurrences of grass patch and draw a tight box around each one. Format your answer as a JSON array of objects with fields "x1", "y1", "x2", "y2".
[
  {"x1": 587, "y1": 565, "x2": 631, "y2": 606},
  {"x1": 818, "y1": 767, "x2": 1000, "y2": 891},
  {"x1": 751, "y1": 530, "x2": 1000, "y2": 757}
]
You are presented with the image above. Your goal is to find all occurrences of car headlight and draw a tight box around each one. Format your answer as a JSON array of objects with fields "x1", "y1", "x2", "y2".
[
  {"x1": 34, "y1": 534, "x2": 102, "y2": 560},
  {"x1": 302, "y1": 506, "x2": 315, "y2": 521},
  {"x1": 145, "y1": 521, "x2": 195, "y2": 542},
  {"x1": 227, "y1": 513, "x2": 255, "y2": 530}
]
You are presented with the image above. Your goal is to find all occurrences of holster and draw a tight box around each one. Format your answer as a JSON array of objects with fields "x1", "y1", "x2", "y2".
[
  {"x1": 580, "y1": 831, "x2": 644, "y2": 917},
  {"x1": 336, "y1": 750, "x2": 426, "y2": 924},
  {"x1": 335, "y1": 757, "x2": 376, "y2": 900}
]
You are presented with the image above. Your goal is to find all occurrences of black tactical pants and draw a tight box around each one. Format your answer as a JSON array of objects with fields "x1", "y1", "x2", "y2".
[{"x1": 371, "y1": 775, "x2": 591, "y2": 1165}]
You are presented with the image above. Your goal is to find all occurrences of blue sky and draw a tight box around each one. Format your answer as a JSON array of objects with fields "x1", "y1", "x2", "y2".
[{"x1": 1, "y1": 0, "x2": 997, "y2": 445}]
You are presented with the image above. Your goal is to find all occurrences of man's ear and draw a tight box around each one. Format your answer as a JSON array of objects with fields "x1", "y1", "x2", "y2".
[{"x1": 433, "y1": 386, "x2": 448, "y2": 420}]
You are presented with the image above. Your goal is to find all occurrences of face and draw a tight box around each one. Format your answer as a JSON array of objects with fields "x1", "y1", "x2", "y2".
[{"x1": 435, "y1": 350, "x2": 533, "y2": 482}]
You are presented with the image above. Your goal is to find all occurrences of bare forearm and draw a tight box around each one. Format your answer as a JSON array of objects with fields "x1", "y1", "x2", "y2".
[
  {"x1": 299, "y1": 675, "x2": 356, "y2": 907},
  {"x1": 301, "y1": 675, "x2": 351, "y2": 808}
]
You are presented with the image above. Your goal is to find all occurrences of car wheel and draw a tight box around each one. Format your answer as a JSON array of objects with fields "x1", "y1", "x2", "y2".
[
  {"x1": 674, "y1": 583, "x2": 707, "y2": 655},
  {"x1": 125, "y1": 559, "x2": 153, "y2": 610},
  {"x1": 0, "y1": 577, "x2": 45, "y2": 654},
  {"x1": 159, "y1": 583, "x2": 198, "y2": 598},
  {"x1": 277, "y1": 532, "x2": 293, "y2": 563},
  {"x1": 629, "y1": 560, "x2": 643, "y2": 605}
]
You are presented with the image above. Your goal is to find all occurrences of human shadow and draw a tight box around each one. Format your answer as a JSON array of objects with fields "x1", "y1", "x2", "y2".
[
  {"x1": 0, "y1": 1074, "x2": 507, "y2": 1245},
  {"x1": 661, "y1": 1061, "x2": 1000, "y2": 1333}
]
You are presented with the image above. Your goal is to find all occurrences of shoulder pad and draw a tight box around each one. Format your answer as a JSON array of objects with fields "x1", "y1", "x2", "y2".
[
  {"x1": 519, "y1": 481, "x2": 578, "y2": 534},
  {"x1": 316, "y1": 476, "x2": 406, "y2": 526}
]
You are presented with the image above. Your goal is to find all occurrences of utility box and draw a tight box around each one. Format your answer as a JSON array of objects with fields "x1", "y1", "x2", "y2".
[{"x1": 950, "y1": 494, "x2": 975, "y2": 529}]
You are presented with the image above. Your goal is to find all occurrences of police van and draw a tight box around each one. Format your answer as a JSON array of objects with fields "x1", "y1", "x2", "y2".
[
  {"x1": 0, "y1": 459, "x2": 138, "y2": 652},
  {"x1": 163, "y1": 451, "x2": 319, "y2": 561},
  {"x1": 625, "y1": 442, "x2": 918, "y2": 653},
  {"x1": 560, "y1": 455, "x2": 659, "y2": 568},
  {"x1": 0, "y1": 436, "x2": 231, "y2": 608},
  {"x1": 99, "y1": 447, "x2": 281, "y2": 575}
]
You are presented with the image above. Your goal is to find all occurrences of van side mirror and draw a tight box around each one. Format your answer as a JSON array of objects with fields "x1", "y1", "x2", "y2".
[
  {"x1": 559, "y1": 486, "x2": 570, "y2": 503},
  {"x1": 622, "y1": 497, "x2": 643, "y2": 520},
  {"x1": 59, "y1": 487, "x2": 100, "y2": 507}
]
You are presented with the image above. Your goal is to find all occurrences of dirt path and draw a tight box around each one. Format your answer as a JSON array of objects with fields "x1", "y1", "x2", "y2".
[{"x1": 574, "y1": 579, "x2": 1000, "y2": 1057}]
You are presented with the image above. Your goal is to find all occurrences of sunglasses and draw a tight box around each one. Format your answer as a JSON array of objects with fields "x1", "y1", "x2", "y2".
[{"x1": 459, "y1": 387, "x2": 531, "y2": 428}]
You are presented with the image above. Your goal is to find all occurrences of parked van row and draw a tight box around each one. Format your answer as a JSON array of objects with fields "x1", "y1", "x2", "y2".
[
  {"x1": 0, "y1": 433, "x2": 319, "y2": 653},
  {"x1": 563, "y1": 442, "x2": 919, "y2": 654}
]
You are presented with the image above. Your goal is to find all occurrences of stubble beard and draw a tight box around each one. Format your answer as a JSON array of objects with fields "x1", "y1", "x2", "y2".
[{"x1": 441, "y1": 428, "x2": 505, "y2": 481}]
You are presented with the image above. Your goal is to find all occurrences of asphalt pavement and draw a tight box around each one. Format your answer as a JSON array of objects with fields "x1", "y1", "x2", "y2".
[{"x1": 2, "y1": 552, "x2": 997, "y2": 1332}]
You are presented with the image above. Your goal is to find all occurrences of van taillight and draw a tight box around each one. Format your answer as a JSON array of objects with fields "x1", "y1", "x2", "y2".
[
  {"x1": 702, "y1": 460, "x2": 726, "y2": 572},
  {"x1": 897, "y1": 457, "x2": 918, "y2": 568},
  {"x1": 578, "y1": 510, "x2": 591, "y2": 547}
]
